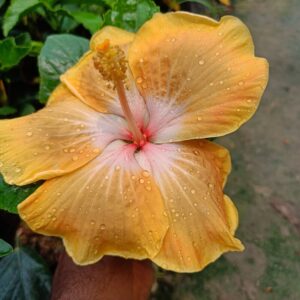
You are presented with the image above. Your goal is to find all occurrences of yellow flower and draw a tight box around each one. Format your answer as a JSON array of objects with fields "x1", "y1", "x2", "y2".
[{"x1": 0, "y1": 12, "x2": 268, "y2": 272}]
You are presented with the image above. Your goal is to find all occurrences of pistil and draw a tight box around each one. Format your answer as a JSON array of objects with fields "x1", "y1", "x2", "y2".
[{"x1": 93, "y1": 39, "x2": 145, "y2": 146}]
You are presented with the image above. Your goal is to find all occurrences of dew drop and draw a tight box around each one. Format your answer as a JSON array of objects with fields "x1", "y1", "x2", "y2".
[
  {"x1": 15, "y1": 168, "x2": 21, "y2": 173},
  {"x1": 63, "y1": 149, "x2": 68, "y2": 153},
  {"x1": 191, "y1": 189, "x2": 196, "y2": 194},
  {"x1": 93, "y1": 148, "x2": 100, "y2": 154},
  {"x1": 72, "y1": 155, "x2": 79, "y2": 161},
  {"x1": 198, "y1": 60, "x2": 205, "y2": 65},
  {"x1": 193, "y1": 202, "x2": 198, "y2": 207},
  {"x1": 45, "y1": 145, "x2": 50, "y2": 150},
  {"x1": 115, "y1": 165, "x2": 120, "y2": 171},
  {"x1": 145, "y1": 186, "x2": 152, "y2": 191},
  {"x1": 100, "y1": 224, "x2": 106, "y2": 230},
  {"x1": 208, "y1": 183, "x2": 214, "y2": 188},
  {"x1": 197, "y1": 116, "x2": 202, "y2": 121},
  {"x1": 26, "y1": 131, "x2": 33, "y2": 137},
  {"x1": 139, "y1": 178, "x2": 145, "y2": 184},
  {"x1": 90, "y1": 220, "x2": 95, "y2": 226},
  {"x1": 69, "y1": 148, "x2": 75, "y2": 153},
  {"x1": 136, "y1": 77, "x2": 143, "y2": 84},
  {"x1": 238, "y1": 81, "x2": 244, "y2": 86},
  {"x1": 142, "y1": 170, "x2": 150, "y2": 177}
]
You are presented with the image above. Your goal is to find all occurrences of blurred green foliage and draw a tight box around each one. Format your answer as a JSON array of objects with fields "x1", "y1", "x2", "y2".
[{"x1": 0, "y1": 247, "x2": 52, "y2": 299}]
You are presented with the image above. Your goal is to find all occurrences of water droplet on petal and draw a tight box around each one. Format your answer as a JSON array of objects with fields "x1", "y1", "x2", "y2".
[
  {"x1": 26, "y1": 131, "x2": 33, "y2": 137},
  {"x1": 100, "y1": 224, "x2": 106, "y2": 230},
  {"x1": 191, "y1": 189, "x2": 196, "y2": 194},
  {"x1": 136, "y1": 77, "x2": 143, "y2": 84},
  {"x1": 72, "y1": 155, "x2": 79, "y2": 161},
  {"x1": 142, "y1": 171, "x2": 150, "y2": 177},
  {"x1": 139, "y1": 178, "x2": 145, "y2": 184},
  {"x1": 45, "y1": 145, "x2": 50, "y2": 150},
  {"x1": 93, "y1": 148, "x2": 100, "y2": 154},
  {"x1": 238, "y1": 81, "x2": 244, "y2": 86},
  {"x1": 15, "y1": 168, "x2": 21, "y2": 173},
  {"x1": 198, "y1": 60, "x2": 205, "y2": 65}
]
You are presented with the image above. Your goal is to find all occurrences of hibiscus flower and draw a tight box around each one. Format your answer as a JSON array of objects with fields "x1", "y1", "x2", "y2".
[{"x1": 0, "y1": 12, "x2": 268, "y2": 272}]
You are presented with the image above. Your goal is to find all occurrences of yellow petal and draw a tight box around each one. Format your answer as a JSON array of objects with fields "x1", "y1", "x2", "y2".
[
  {"x1": 90, "y1": 26, "x2": 135, "y2": 50},
  {"x1": 18, "y1": 141, "x2": 169, "y2": 265},
  {"x1": 60, "y1": 27, "x2": 147, "y2": 127},
  {"x1": 219, "y1": 0, "x2": 231, "y2": 6},
  {"x1": 224, "y1": 194, "x2": 239, "y2": 235},
  {"x1": 136, "y1": 140, "x2": 243, "y2": 272},
  {"x1": 0, "y1": 89, "x2": 128, "y2": 185},
  {"x1": 128, "y1": 12, "x2": 269, "y2": 142}
]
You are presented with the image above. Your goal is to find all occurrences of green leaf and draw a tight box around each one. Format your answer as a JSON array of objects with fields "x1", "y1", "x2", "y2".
[
  {"x1": 0, "y1": 239, "x2": 13, "y2": 257},
  {"x1": 177, "y1": 0, "x2": 219, "y2": 17},
  {"x1": 0, "y1": 174, "x2": 39, "y2": 214},
  {"x1": 3, "y1": 0, "x2": 40, "y2": 36},
  {"x1": 104, "y1": 0, "x2": 159, "y2": 32},
  {"x1": 69, "y1": 10, "x2": 102, "y2": 34},
  {"x1": 0, "y1": 247, "x2": 52, "y2": 300},
  {"x1": 0, "y1": 33, "x2": 32, "y2": 71},
  {"x1": 38, "y1": 34, "x2": 89, "y2": 103},
  {"x1": 0, "y1": 0, "x2": 6, "y2": 9},
  {"x1": 20, "y1": 103, "x2": 36, "y2": 116},
  {"x1": 0, "y1": 105, "x2": 17, "y2": 116}
]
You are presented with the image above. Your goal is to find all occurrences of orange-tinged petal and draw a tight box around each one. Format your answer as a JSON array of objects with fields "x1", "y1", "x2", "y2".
[
  {"x1": 224, "y1": 195, "x2": 239, "y2": 235},
  {"x1": 61, "y1": 27, "x2": 148, "y2": 128},
  {"x1": 0, "y1": 90, "x2": 128, "y2": 185},
  {"x1": 135, "y1": 140, "x2": 243, "y2": 272},
  {"x1": 129, "y1": 12, "x2": 269, "y2": 142},
  {"x1": 90, "y1": 26, "x2": 135, "y2": 50},
  {"x1": 18, "y1": 141, "x2": 169, "y2": 265}
]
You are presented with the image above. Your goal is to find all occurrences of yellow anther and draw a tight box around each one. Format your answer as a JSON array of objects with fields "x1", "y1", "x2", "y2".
[{"x1": 93, "y1": 39, "x2": 127, "y2": 84}]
